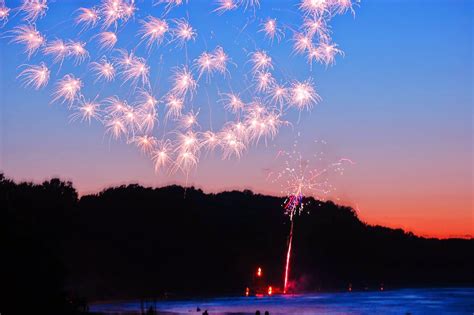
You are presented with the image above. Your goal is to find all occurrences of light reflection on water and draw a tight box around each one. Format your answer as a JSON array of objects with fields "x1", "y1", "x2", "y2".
[{"x1": 91, "y1": 287, "x2": 474, "y2": 314}]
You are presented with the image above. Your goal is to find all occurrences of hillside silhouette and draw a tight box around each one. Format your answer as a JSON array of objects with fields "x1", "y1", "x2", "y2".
[{"x1": 1, "y1": 174, "x2": 473, "y2": 314}]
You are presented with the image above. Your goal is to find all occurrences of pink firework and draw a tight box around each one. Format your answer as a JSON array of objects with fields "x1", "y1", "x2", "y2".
[
  {"x1": 69, "y1": 97, "x2": 102, "y2": 124},
  {"x1": 90, "y1": 57, "x2": 116, "y2": 82},
  {"x1": 220, "y1": 93, "x2": 245, "y2": 113},
  {"x1": 138, "y1": 16, "x2": 169, "y2": 50},
  {"x1": 250, "y1": 50, "x2": 273, "y2": 73},
  {"x1": 52, "y1": 74, "x2": 83, "y2": 105},
  {"x1": 96, "y1": 31, "x2": 118, "y2": 51},
  {"x1": 0, "y1": 1, "x2": 10, "y2": 26},
  {"x1": 20, "y1": 0, "x2": 48, "y2": 22},
  {"x1": 292, "y1": 32, "x2": 312, "y2": 55},
  {"x1": 132, "y1": 135, "x2": 157, "y2": 155},
  {"x1": 67, "y1": 40, "x2": 89, "y2": 65},
  {"x1": 254, "y1": 71, "x2": 275, "y2": 93},
  {"x1": 121, "y1": 56, "x2": 149, "y2": 87},
  {"x1": 75, "y1": 7, "x2": 100, "y2": 30},
  {"x1": 152, "y1": 140, "x2": 172, "y2": 172},
  {"x1": 260, "y1": 18, "x2": 284, "y2": 43},
  {"x1": 43, "y1": 39, "x2": 68, "y2": 64},
  {"x1": 178, "y1": 110, "x2": 199, "y2": 130},
  {"x1": 213, "y1": 0, "x2": 238, "y2": 14},
  {"x1": 213, "y1": 46, "x2": 231, "y2": 76},
  {"x1": 165, "y1": 94, "x2": 184, "y2": 120},
  {"x1": 171, "y1": 18, "x2": 196, "y2": 47},
  {"x1": 170, "y1": 66, "x2": 197, "y2": 99},
  {"x1": 17, "y1": 63, "x2": 50, "y2": 90},
  {"x1": 289, "y1": 79, "x2": 321, "y2": 111},
  {"x1": 10, "y1": 25, "x2": 45, "y2": 58}
]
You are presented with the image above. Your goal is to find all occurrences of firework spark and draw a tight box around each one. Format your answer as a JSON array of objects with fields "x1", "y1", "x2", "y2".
[
  {"x1": 299, "y1": 0, "x2": 329, "y2": 17},
  {"x1": 219, "y1": 126, "x2": 246, "y2": 159},
  {"x1": 260, "y1": 18, "x2": 284, "y2": 43},
  {"x1": 75, "y1": 7, "x2": 100, "y2": 30},
  {"x1": 0, "y1": 1, "x2": 10, "y2": 26},
  {"x1": 68, "y1": 40, "x2": 89, "y2": 65},
  {"x1": 152, "y1": 140, "x2": 172, "y2": 171},
  {"x1": 195, "y1": 51, "x2": 216, "y2": 80},
  {"x1": 254, "y1": 71, "x2": 275, "y2": 93},
  {"x1": 105, "y1": 117, "x2": 127, "y2": 140},
  {"x1": 154, "y1": 0, "x2": 187, "y2": 12},
  {"x1": 268, "y1": 84, "x2": 288, "y2": 109},
  {"x1": 317, "y1": 41, "x2": 344, "y2": 66},
  {"x1": 302, "y1": 16, "x2": 329, "y2": 40},
  {"x1": 43, "y1": 39, "x2": 68, "y2": 64},
  {"x1": 269, "y1": 138, "x2": 354, "y2": 293},
  {"x1": 201, "y1": 130, "x2": 219, "y2": 152},
  {"x1": 20, "y1": 0, "x2": 48, "y2": 22},
  {"x1": 171, "y1": 18, "x2": 196, "y2": 46},
  {"x1": 139, "y1": 16, "x2": 169, "y2": 50},
  {"x1": 220, "y1": 93, "x2": 245, "y2": 113},
  {"x1": 250, "y1": 50, "x2": 273, "y2": 73},
  {"x1": 96, "y1": 31, "x2": 118, "y2": 51},
  {"x1": 179, "y1": 110, "x2": 199, "y2": 130},
  {"x1": 17, "y1": 63, "x2": 50, "y2": 90},
  {"x1": 289, "y1": 79, "x2": 320, "y2": 111},
  {"x1": 69, "y1": 97, "x2": 102, "y2": 124},
  {"x1": 292, "y1": 32, "x2": 312, "y2": 55},
  {"x1": 213, "y1": 0, "x2": 238, "y2": 14},
  {"x1": 52, "y1": 74, "x2": 83, "y2": 105},
  {"x1": 213, "y1": 46, "x2": 231, "y2": 76},
  {"x1": 170, "y1": 66, "x2": 197, "y2": 99},
  {"x1": 100, "y1": 0, "x2": 123, "y2": 29},
  {"x1": 165, "y1": 94, "x2": 185, "y2": 120},
  {"x1": 90, "y1": 57, "x2": 116, "y2": 82},
  {"x1": 121, "y1": 55, "x2": 149, "y2": 87},
  {"x1": 10, "y1": 25, "x2": 45, "y2": 58},
  {"x1": 132, "y1": 135, "x2": 157, "y2": 154}
]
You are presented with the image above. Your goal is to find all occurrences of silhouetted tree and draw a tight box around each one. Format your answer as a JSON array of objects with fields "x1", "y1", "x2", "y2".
[{"x1": 1, "y1": 173, "x2": 473, "y2": 308}]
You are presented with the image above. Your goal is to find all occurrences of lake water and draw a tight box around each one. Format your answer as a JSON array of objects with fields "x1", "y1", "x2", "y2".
[{"x1": 91, "y1": 287, "x2": 474, "y2": 314}]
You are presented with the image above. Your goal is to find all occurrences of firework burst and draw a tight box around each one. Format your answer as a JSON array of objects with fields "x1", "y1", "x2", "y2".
[
  {"x1": 75, "y1": 7, "x2": 100, "y2": 30},
  {"x1": 289, "y1": 79, "x2": 321, "y2": 111},
  {"x1": 52, "y1": 74, "x2": 83, "y2": 105},
  {"x1": 170, "y1": 66, "x2": 197, "y2": 99},
  {"x1": 260, "y1": 18, "x2": 284, "y2": 43},
  {"x1": 250, "y1": 50, "x2": 273, "y2": 74},
  {"x1": 69, "y1": 97, "x2": 102, "y2": 124},
  {"x1": 139, "y1": 16, "x2": 169, "y2": 50},
  {"x1": 96, "y1": 31, "x2": 118, "y2": 51},
  {"x1": 152, "y1": 140, "x2": 172, "y2": 171},
  {"x1": 171, "y1": 18, "x2": 196, "y2": 47},
  {"x1": 20, "y1": 0, "x2": 48, "y2": 23},
  {"x1": 17, "y1": 63, "x2": 50, "y2": 90},
  {"x1": 213, "y1": 0, "x2": 238, "y2": 14},
  {"x1": 90, "y1": 57, "x2": 116, "y2": 82},
  {"x1": 0, "y1": 1, "x2": 10, "y2": 26},
  {"x1": 10, "y1": 24, "x2": 45, "y2": 58}
]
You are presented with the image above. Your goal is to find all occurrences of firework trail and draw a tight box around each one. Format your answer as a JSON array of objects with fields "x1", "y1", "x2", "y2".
[
  {"x1": 269, "y1": 138, "x2": 354, "y2": 293},
  {"x1": 0, "y1": 0, "x2": 359, "y2": 178}
]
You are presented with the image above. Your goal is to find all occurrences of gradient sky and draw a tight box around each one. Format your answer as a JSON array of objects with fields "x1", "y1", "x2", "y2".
[{"x1": 0, "y1": 0, "x2": 472, "y2": 238}]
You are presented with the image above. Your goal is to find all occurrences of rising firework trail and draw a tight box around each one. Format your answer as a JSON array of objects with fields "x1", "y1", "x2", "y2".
[{"x1": 269, "y1": 138, "x2": 354, "y2": 294}]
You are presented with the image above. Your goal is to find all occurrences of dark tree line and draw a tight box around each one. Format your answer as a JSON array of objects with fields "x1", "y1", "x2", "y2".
[{"x1": 1, "y1": 174, "x2": 473, "y2": 314}]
